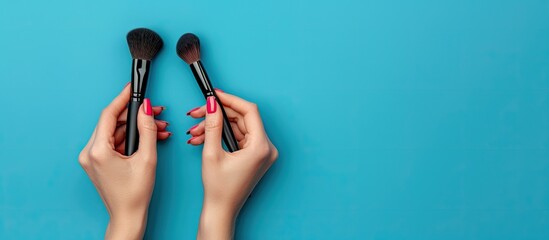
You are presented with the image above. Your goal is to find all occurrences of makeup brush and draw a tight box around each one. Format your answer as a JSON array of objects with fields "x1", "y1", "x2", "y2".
[
  {"x1": 125, "y1": 28, "x2": 163, "y2": 155},
  {"x1": 176, "y1": 33, "x2": 239, "y2": 152}
]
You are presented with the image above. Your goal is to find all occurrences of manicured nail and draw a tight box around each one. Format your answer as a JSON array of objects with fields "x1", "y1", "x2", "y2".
[
  {"x1": 144, "y1": 98, "x2": 152, "y2": 116},
  {"x1": 186, "y1": 124, "x2": 199, "y2": 135},
  {"x1": 214, "y1": 88, "x2": 224, "y2": 93},
  {"x1": 187, "y1": 136, "x2": 196, "y2": 144},
  {"x1": 207, "y1": 96, "x2": 217, "y2": 114},
  {"x1": 186, "y1": 107, "x2": 200, "y2": 116},
  {"x1": 160, "y1": 120, "x2": 169, "y2": 126}
]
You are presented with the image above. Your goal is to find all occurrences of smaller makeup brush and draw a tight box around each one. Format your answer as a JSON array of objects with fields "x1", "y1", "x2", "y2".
[
  {"x1": 125, "y1": 28, "x2": 163, "y2": 155},
  {"x1": 176, "y1": 33, "x2": 240, "y2": 152}
]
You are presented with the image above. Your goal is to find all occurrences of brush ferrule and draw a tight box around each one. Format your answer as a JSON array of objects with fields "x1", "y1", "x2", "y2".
[
  {"x1": 131, "y1": 59, "x2": 151, "y2": 101},
  {"x1": 190, "y1": 61, "x2": 215, "y2": 97}
]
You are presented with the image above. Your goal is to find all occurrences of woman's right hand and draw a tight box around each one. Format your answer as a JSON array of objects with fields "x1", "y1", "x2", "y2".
[
  {"x1": 186, "y1": 90, "x2": 278, "y2": 240},
  {"x1": 78, "y1": 84, "x2": 171, "y2": 239}
]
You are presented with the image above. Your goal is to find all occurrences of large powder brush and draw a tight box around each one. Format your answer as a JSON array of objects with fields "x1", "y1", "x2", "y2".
[{"x1": 125, "y1": 28, "x2": 163, "y2": 155}]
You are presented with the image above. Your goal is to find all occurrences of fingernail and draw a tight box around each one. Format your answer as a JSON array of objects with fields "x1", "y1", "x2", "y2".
[
  {"x1": 207, "y1": 96, "x2": 217, "y2": 114},
  {"x1": 125, "y1": 82, "x2": 131, "y2": 87},
  {"x1": 161, "y1": 120, "x2": 169, "y2": 126},
  {"x1": 186, "y1": 107, "x2": 200, "y2": 116},
  {"x1": 161, "y1": 106, "x2": 167, "y2": 111},
  {"x1": 214, "y1": 88, "x2": 224, "y2": 93},
  {"x1": 186, "y1": 124, "x2": 199, "y2": 135},
  {"x1": 144, "y1": 98, "x2": 153, "y2": 116},
  {"x1": 187, "y1": 136, "x2": 196, "y2": 144}
]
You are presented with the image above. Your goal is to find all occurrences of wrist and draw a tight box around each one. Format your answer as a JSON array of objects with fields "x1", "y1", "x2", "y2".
[
  {"x1": 198, "y1": 203, "x2": 237, "y2": 240},
  {"x1": 106, "y1": 210, "x2": 148, "y2": 240}
]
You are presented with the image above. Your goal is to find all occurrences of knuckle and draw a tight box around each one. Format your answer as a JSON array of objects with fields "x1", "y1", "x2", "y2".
[
  {"x1": 78, "y1": 150, "x2": 89, "y2": 168},
  {"x1": 270, "y1": 146, "x2": 279, "y2": 163},
  {"x1": 202, "y1": 149, "x2": 219, "y2": 160},
  {"x1": 99, "y1": 108, "x2": 110, "y2": 118},
  {"x1": 256, "y1": 142, "x2": 271, "y2": 159},
  {"x1": 204, "y1": 119, "x2": 220, "y2": 130},
  {"x1": 248, "y1": 103, "x2": 259, "y2": 112},
  {"x1": 88, "y1": 145, "x2": 108, "y2": 162},
  {"x1": 142, "y1": 119, "x2": 157, "y2": 131}
]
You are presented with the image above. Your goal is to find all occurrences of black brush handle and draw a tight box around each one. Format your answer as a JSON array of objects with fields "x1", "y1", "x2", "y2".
[
  {"x1": 125, "y1": 100, "x2": 141, "y2": 155},
  {"x1": 125, "y1": 59, "x2": 151, "y2": 156},
  {"x1": 217, "y1": 94, "x2": 240, "y2": 152},
  {"x1": 190, "y1": 61, "x2": 240, "y2": 152}
]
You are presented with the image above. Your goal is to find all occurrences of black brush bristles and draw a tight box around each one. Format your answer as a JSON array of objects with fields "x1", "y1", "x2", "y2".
[
  {"x1": 176, "y1": 33, "x2": 201, "y2": 64},
  {"x1": 127, "y1": 28, "x2": 163, "y2": 60}
]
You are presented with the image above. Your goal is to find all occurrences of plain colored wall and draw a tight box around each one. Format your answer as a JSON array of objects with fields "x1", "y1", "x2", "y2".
[{"x1": 1, "y1": 0, "x2": 548, "y2": 239}]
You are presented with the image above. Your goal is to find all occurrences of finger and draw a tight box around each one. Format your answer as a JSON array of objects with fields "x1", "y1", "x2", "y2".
[
  {"x1": 135, "y1": 98, "x2": 157, "y2": 158},
  {"x1": 115, "y1": 131, "x2": 172, "y2": 154},
  {"x1": 225, "y1": 108, "x2": 248, "y2": 135},
  {"x1": 187, "y1": 120, "x2": 245, "y2": 142},
  {"x1": 187, "y1": 134, "x2": 205, "y2": 146},
  {"x1": 157, "y1": 131, "x2": 172, "y2": 140},
  {"x1": 189, "y1": 119, "x2": 244, "y2": 139},
  {"x1": 115, "y1": 132, "x2": 167, "y2": 155},
  {"x1": 187, "y1": 106, "x2": 206, "y2": 118},
  {"x1": 118, "y1": 106, "x2": 165, "y2": 122},
  {"x1": 96, "y1": 84, "x2": 131, "y2": 144},
  {"x1": 187, "y1": 103, "x2": 248, "y2": 136},
  {"x1": 187, "y1": 104, "x2": 243, "y2": 120},
  {"x1": 114, "y1": 120, "x2": 167, "y2": 145},
  {"x1": 187, "y1": 94, "x2": 252, "y2": 134},
  {"x1": 113, "y1": 124, "x2": 126, "y2": 146},
  {"x1": 152, "y1": 106, "x2": 165, "y2": 116},
  {"x1": 187, "y1": 122, "x2": 204, "y2": 136},
  {"x1": 187, "y1": 123, "x2": 246, "y2": 148},
  {"x1": 115, "y1": 140, "x2": 125, "y2": 155},
  {"x1": 156, "y1": 120, "x2": 169, "y2": 131},
  {"x1": 203, "y1": 96, "x2": 224, "y2": 157},
  {"x1": 215, "y1": 91, "x2": 257, "y2": 116},
  {"x1": 216, "y1": 91, "x2": 265, "y2": 139},
  {"x1": 238, "y1": 138, "x2": 247, "y2": 149},
  {"x1": 230, "y1": 122, "x2": 245, "y2": 141}
]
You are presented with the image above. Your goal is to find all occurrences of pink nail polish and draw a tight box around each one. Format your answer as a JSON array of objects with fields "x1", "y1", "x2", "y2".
[
  {"x1": 207, "y1": 96, "x2": 217, "y2": 114},
  {"x1": 144, "y1": 98, "x2": 152, "y2": 116},
  {"x1": 186, "y1": 107, "x2": 200, "y2": 116}
]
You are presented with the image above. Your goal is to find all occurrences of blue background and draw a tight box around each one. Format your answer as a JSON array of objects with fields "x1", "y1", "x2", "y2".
[{"x1": 1, "y1": 0, "x2": 548, "y2": 239}]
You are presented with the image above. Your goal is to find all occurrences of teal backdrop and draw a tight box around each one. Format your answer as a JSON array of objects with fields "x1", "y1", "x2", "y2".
[{"x1": 1, "y1": 0, "x2": 548, "y2": 239}]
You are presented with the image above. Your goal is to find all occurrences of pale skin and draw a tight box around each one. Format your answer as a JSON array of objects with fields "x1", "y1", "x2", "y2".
[
  {"x1": 189, "y1": 92, "x2": 278, "y2": 239},
  {"x1": 79, "y1": 84, "x2": 278, "y2": 239}
]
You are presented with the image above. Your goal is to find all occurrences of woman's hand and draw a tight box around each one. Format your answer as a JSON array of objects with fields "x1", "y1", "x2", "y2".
[
  {"x1": 186, "y1": 90, "x2": 278, "y2": 240},
  {"x1": 78, "y1": 84, "x2": 171, "y2": 240}
]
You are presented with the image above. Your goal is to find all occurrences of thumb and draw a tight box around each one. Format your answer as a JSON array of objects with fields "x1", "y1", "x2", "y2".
[
  {"x1": 203, "y1": 96, "x2": 224, "y2": 156},
  {"x1": 137, "y1": 98, "x2": 157, "y2": 158}
]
